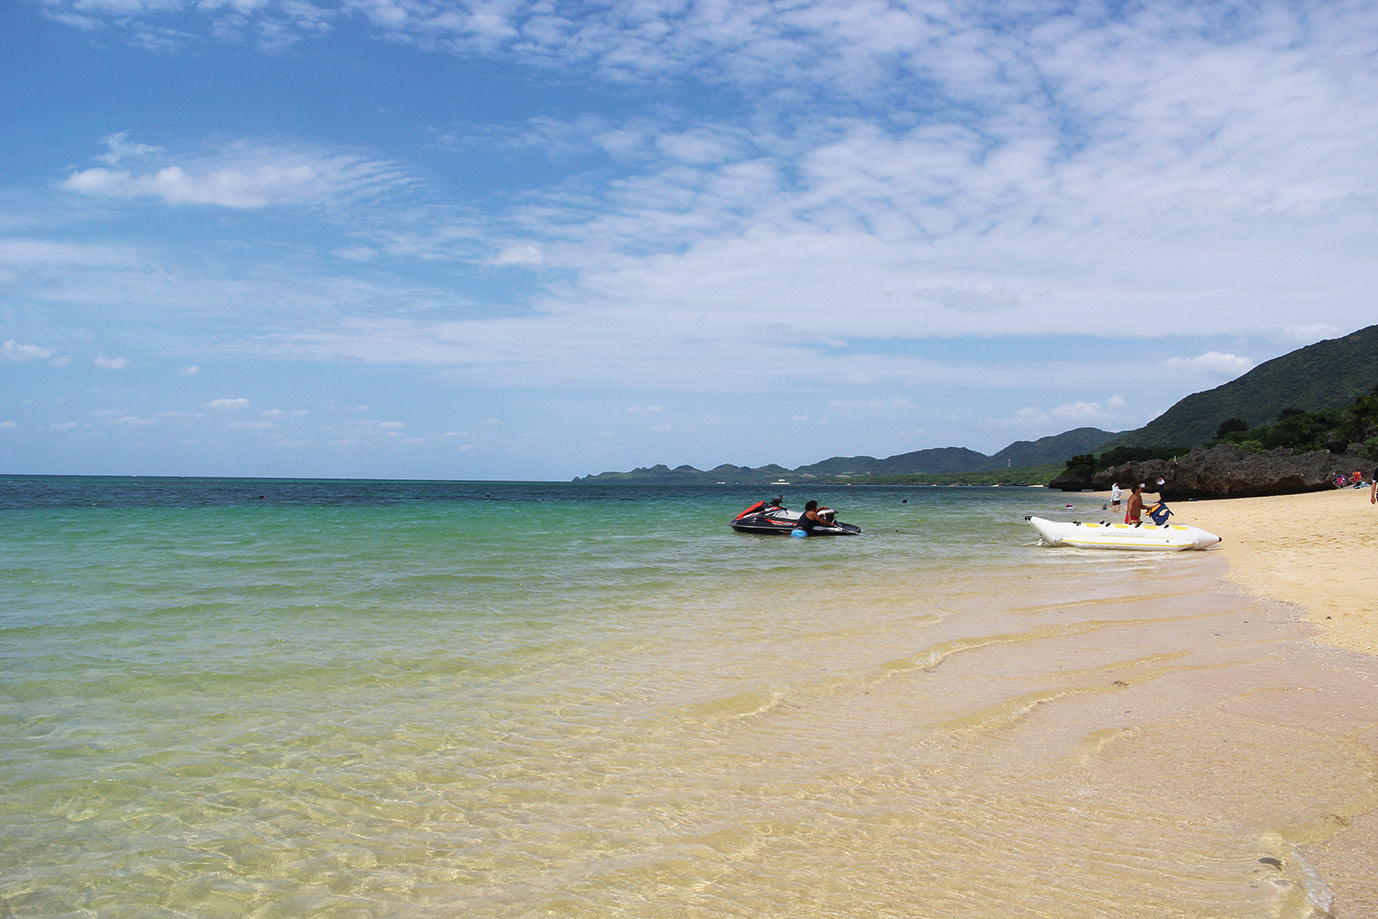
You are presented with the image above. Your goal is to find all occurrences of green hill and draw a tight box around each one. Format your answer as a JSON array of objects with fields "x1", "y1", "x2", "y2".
[
  {"x1": 1112, "y1": 324, "x2": 1378, "y2": 449},
  {"x1": 574, "y1": 428, "x2": 1116, "y2": 484},
  {"x1": 988, "y1": 427, "x2": 1118, "y2": 468},
  {"x1": 794, "y1": 447, "x2": 990, "y2": 477},
  {"x1": 783, "y1": 428, "x2": 1116, "y2": 478}
]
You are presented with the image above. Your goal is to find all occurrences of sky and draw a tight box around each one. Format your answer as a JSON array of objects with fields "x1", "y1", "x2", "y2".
[{"x1": 2, "y1": 0, "x2": 1376, "y2": 481}]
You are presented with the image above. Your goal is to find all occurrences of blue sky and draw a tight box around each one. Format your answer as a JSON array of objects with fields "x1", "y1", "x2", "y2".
[{"x1": 3, "y1": 0, "x2": 1376, "y2": 481}]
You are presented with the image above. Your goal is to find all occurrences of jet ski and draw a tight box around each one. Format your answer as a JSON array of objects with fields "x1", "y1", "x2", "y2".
[{"x1": 729, "y1": 497, "x2": 861, "y2": 536}]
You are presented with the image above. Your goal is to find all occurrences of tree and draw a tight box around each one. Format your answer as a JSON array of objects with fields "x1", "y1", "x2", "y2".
[{"x1": 1214, "y1": 417, "x2": 1248, "y2": 439}]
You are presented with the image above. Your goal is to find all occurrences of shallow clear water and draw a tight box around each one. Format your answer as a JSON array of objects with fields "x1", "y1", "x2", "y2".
[{"x1": 3, "y1": 477, "x2": 1376, "y2": 918}]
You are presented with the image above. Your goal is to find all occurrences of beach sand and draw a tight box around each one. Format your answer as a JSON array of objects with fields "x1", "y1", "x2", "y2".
[
  {"x1": 1170, "y1": 486, "x2": 1378, "y2": 916},
  {"x1": 1172, "y1": 487, "x2": 1378, "y2": 656}
]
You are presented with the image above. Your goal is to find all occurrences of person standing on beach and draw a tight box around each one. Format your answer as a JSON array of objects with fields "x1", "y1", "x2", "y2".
[
  {"x1": 1110, "y1": 482, "x2": 1122, "y2": 513},
  {"x1": 1372, "y1": 467, "x2": 1377, "y2": 505},
  {"x1": 1125, "y1": 483, "x2": 1146, "y2": 524},
  {"x1": 1155, "y1": 477, "x2": 1167, "y2": 502}
]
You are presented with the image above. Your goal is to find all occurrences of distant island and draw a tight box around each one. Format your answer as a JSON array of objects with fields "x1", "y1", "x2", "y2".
[
  {"x1": 576, "y1": 324, "x2": 1378, "y2": 496},
  {"x1": 572, "y1": 427, "x2": 1113, "y2": 486}
]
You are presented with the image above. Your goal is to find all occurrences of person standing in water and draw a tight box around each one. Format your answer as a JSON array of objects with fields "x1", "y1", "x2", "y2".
[
  {"x1": 1125, "y1": 484, "x2": 1146, "y2": 524},
  {"x1": 795, "y1": 500, "x2": 833, "y2": 534}
]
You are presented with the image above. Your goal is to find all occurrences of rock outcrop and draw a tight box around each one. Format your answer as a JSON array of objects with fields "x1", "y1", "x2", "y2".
[{"x1": 1091, "y1": 444, "x2": 1371, "y2": 499}]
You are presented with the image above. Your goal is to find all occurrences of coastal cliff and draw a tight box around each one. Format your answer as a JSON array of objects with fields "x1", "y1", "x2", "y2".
[{"x1": 1051, "y1": 444, "x2": 1371, "y2": 499}]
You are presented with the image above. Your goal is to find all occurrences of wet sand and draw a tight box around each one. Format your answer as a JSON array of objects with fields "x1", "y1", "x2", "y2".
[{"x1": 1164, "y1": 487, "x2": 1378, "y2": 916}]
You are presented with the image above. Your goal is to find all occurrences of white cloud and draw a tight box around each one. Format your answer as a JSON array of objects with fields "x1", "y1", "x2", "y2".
[
  {"x1": 348, "y1": 419, "x2": 407, "y2": 438},
  {"x1": 655, "y1": 127, "x2": 745, "y2": 165},
  {"x1": 94, "y1": 353, "x2": 131, "y2": 370},
  {"x1": 490, "y1": 244, "x2": 544, "y2": 266},
  {"x1": 65, "y1": 164, "x2": 317, "y2": 208},
  {"x1": 1283, "y1": 324, "x2": 1341, "y2": 344},
  {"x1": 1162, "y1": 352, "x2": 1255, "y2": 378},
  {"x1": 1051, "y1": 401, "x2": 1116, "y2": 423},
  {"x1": 62, "y1": 139, "x2": 411, "y2": 209},
  {"x1": 918, "y1": 285, "x2": 1020, "y2": 314},
  {"x1": 96, "y1": 131, "x2": 162, "y2": 165},
  {"x1": 207, "y1": 397, "x2": 250, "y2": 409},
  {"x1": 1006, "y1": 395, "x2": 1133, "y2": 431},
  {"x1": 2, "y1": 340, "x2": 54, "y2": 362},
  {"x1": 0, "y1": 239, "x2": 135, "y2": 268}
]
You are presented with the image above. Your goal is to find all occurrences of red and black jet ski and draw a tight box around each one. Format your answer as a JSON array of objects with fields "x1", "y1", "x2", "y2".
[{"x1": 729, "y1": 497, "x2": 861, "y2": 536}]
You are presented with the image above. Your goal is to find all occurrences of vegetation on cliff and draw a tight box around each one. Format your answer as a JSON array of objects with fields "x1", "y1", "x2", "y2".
[
  {"x1": 1208, "y1": 386, "x2": 1378, "y2": 456},
  {"x1": 1054, "y1": 387, "x2": 1378, "y2": 495}
]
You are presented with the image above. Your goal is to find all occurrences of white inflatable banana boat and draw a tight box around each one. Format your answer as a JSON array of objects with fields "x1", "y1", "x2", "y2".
[{"x1": 1025, "y1": 515, "x2": 1222, "y2": 551}]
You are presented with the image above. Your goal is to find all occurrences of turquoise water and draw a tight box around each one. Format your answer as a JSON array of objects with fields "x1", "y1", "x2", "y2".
[{"x1": 4, "y1": 477, "x2": 1377, "y2": 918}]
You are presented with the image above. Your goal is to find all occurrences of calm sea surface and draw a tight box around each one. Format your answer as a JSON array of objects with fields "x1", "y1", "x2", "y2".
[{"x1": 3, "y1": 477, "x2": 1376, "y2": 918}]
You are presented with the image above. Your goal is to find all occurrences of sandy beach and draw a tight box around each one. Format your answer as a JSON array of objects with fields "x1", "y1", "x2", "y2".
[
  {"x1": 1171, "y1": 487, "x2": 1378, "y2": 656},
  {"x1": 1169, "y1": 486, "x2": 1378, "y2": 916}
]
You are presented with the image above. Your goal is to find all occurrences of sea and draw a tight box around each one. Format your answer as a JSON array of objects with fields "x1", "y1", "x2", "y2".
[{"x1": 3, "y1": 476, "x2": 1377, "y2": 919}]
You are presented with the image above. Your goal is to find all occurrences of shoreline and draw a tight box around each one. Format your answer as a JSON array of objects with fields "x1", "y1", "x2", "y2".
[
  {"x1": 1166, "y1": 487, "x2": 1378, "y2": 915},
  {"x1": 1168, "y1": 488, "x2": 1378, "y2": 656}
]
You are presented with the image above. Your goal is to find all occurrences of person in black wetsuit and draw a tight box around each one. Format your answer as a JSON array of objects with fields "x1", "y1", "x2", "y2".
[{"x1": 795, "y1": 500, "x2": 833, "y2": 534}]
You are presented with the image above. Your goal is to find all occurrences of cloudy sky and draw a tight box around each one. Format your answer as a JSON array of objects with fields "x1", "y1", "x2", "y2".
[{"x1": 2, "y1": 0, "x2": 1375, "y2": 480}]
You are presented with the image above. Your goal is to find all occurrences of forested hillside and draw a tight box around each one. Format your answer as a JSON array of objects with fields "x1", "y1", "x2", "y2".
[{"x1": 1110, "y1": 324, "x2": 1378, "y2": 449}]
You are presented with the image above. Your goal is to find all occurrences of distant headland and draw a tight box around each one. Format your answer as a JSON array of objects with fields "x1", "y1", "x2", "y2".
[{"x1": 576, "y1": 324, "x2": 1378, "y2": 498}]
